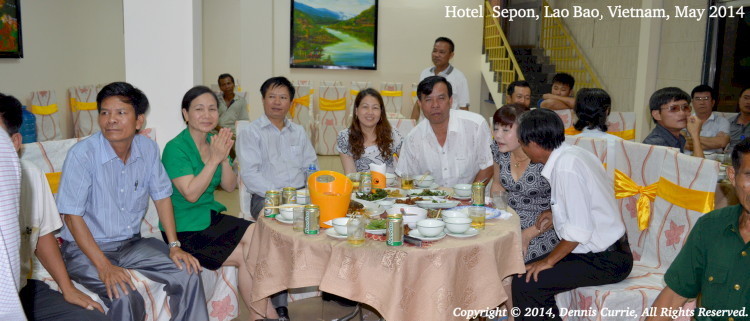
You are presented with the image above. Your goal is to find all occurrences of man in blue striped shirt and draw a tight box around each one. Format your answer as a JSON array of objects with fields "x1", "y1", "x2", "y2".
[{"x1": 56, "y1": 82, "x2": 207, "y2": 320}]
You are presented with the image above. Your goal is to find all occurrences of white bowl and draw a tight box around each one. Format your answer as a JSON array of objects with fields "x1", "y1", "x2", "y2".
[
  {"x1": 279, "y1": 204, "x2": 295, "y2": 221},
  {"x1": 416, "y1": 175, "x2": 434, "y2": 187},
  {"x1": 375, "y1": 199, "x2": 395, "y2": 209},
  {"x1": 453, "y1": 184, "x2": 472, "y2": 197},
  {"x1": 385, "y1": 173, "x2": 397, "y2": 186},
  {"x1": 416, "y1": 219, "x2": 446, "y2": 237},
  {"x1": 440, "y1": 210, "x2": 468, "y2": 220},
  {"x1": 444, "y1": 217, "x2": 471, "y2": 234},
  {"x1": 331, "y1": 217, "x2": 350, "y2": 236},
  {"x1": 386, "y1": 205, "x2": 427, "y2": 229}
]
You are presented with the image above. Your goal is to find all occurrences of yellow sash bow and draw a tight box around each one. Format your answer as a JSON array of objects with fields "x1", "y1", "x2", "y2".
[
  {"x1": 564, "y1": 127, "x2": 580, "y2": 136},
  {"x1": 350, "y1": 89, "x2": 360, "y2": 97},
  {"x1": 614, "y1": 169, "x2": 658, "y2": 230},
  {"x1": 319, "y1": 97, "x2": 346, "y2": 111},
  {"x1": 45, "y1": 172, "x2": 62, "y2": 194},
  {"x1": 615, "y1": 169, "x2": 715, "y2": 230},
  {"x1": 290, "y1": 94, "x2": 311, "y2": 118},
  {"x1": 380, "y1": 90, "x2": 403, "y2": 97},
  {"x1": 31, "y1": 103, "x2": 58, "y2": 115},
  {"x1": 411, "y1": 91, "x2": 417, "y2": 97}
]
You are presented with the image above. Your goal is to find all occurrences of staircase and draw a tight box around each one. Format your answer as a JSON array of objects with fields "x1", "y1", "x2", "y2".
[
  {"x1": 512, "y1": 48, "x2": 557, "y2": 106},
  {"x1": 481, "y1": 0, "x2": 524, "y2": 106}
]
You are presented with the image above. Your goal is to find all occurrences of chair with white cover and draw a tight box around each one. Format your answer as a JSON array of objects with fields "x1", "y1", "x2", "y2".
[
  {"x1": 380, "y1": 82, "x2": 403, "y2": 117},
  {"x1": 564, "y1": 136, "x2": 613, "y2": 178},
  {"x1": 235, "y1": 120, "x2": 255, "y2": 221},
  {"x1": 314, "y1": 85, "x2": 349, "y2": 155},
  {"x1": 607, "y1": 111, "x2": 636, "y2": 141},
  {"x1": 555, "y1": 141, "x2": 717, "y2": 320},
  {"x1": 30, "y1": 90, "x2": 64, "y2": 141},
  {"x1": 69, "y1": 85, "x2": 101, "y2": 138},
  {"x1": 290, "y1": 81, "x2": 315, "y2": 148},
  {"x1": 22, "y1": 129, "x2": 241, "y2": 321}
]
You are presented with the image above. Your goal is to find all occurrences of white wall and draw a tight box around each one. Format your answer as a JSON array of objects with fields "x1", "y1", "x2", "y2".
[
  {"x1": 0, "y1": 0, "x2": 125, "y2": 138},
  {"x1": 203, "y1": 0, "x2": 484, "y2": 120},
  {"x1": 123, "y1": 0, "x2": 202, "y2": 149}
]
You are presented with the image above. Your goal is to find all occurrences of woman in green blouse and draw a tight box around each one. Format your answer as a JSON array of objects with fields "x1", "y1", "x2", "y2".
[{"x1": 161, "y1": 86, "x2": 256, "y2": 311}]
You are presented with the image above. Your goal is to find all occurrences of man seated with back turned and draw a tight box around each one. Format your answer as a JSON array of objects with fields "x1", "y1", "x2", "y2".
[
  {"x1": 398, "y1": 76, "x2": 494, "y2": 187},
  {"x1": 506, "y1": 80, "x2": 532, "y2": 109},
  {"x1": 646, "y1": 138, "x2": 750, "y2": 321},
  {"x1": 238, "y1": 76, "x2": 317, "y2": 320},
  {"x1": 57, "y1": 82, "x2": 207, "y2": 321},
  {"x1": 512, "y1": 108, "x2": 633, "y2": 321},
  {"x1": 411, "y1": 37, "x2": 470, "y2": 119},
  {"x1": 643, "y1": 87, "x2": 704, "y2": 158},
  {"x1": 0, "y1": 93, "x2": 107, "y2": 320},
  {"x1": 684, "y1": 85, "x2": 729, "y2": 155},
  {"x1": 538, "y1": 73, "x2": 575, "y2": 110}
]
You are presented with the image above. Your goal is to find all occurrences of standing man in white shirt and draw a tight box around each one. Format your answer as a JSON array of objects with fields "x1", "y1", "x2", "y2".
[
  {"x1": 397, "y1": 76, "x2": 493, "y2": 187},
  {"x1": 411, "y1": 37, "x2": 470, "y2": 119},
  {"x1": 512, "y1": 108, "x2": 633, "y2": 321}
]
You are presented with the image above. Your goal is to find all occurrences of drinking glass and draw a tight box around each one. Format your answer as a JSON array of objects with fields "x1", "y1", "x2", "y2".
[
  {"x1": 468, "y1": 206, "x2": 485, "y2": 230},
  {"x1": 400, "y1": 174, "x2": 414, "y2": 190},
  {"x1": 492, "y1": 192, "x2": 509, "y2": 211},
  {"x1": 292, "y1": 207, "x2": 304, "y2": 232}
]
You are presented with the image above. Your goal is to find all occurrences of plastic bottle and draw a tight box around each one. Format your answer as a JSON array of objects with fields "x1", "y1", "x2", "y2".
[
  {"x1": 305, "y1": 163, "x2": 317, "y2": 187},
  {"x1": 19, "y1": 105, "x2": 37, "y2": 143}
]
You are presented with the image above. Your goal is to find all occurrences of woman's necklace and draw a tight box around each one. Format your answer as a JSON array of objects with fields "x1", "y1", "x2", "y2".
[{"x1": 511, "y1": 152, "x2": 529, "y2": 168}]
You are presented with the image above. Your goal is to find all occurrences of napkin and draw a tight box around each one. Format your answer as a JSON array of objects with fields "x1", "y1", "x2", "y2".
[{"x1": 370, "y1": 163, "x2": 387, "y2": 189}]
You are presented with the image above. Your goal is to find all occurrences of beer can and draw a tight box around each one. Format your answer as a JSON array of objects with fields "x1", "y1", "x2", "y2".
[
  {"x1": 386, "y1": 217, "x2": 404, "y2": 246},
  {"x1": 303, "y1": 204, "x2": 320, "y2": 235},
  {"x1": 264, "y1": 190, "x2": 280, "y2": 217},
  {"x1": 360, "y1": 172, "x2": 372, "y2": 194},
  {"x1": 282, "y1": 187, "x2": 297, "y2": 204},
  {"x1": 471, "y1": 182, "x2": 485, "y2": 206}
]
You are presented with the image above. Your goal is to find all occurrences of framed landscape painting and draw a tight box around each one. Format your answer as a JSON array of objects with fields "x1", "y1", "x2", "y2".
[
  {"x1": 0, "y1": 0, "x2": 22, "y2": 58},
  {"x1": 290, "y1": 0, "x2": 377, "y2": 70}
]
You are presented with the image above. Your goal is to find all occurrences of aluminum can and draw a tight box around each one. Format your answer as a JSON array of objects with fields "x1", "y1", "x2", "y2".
[
  {"x1": 282, "y1": 187, "x2": 297, "y2": 204},
  {"x1": 386, "y1": 217, "x2": 404, "y2": 246},
  {"x1": 471, "y1": 182, "x2": 485, "y2": 206},
  {"x1": 303, "y1": 204, "x2": 320, "y2": 235},
  {"x1": 264, "y1": 190, "x2": 280, "y2": 217},
  {"x1": 360, "y1": 172, "x2": 372, "y2": 194}
]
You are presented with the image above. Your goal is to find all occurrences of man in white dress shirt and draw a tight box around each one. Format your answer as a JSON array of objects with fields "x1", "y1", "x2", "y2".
[
  {"x1": 397, "y1": 76, "x2": 493, "y2": 187},
  {"x1": 411, "y1": 37, "x2": 470, "y2": 119},
  {"x1": 512, "y1": 108, "x2": 633, "y2": 321},
  {"x1": 238, "y1": 76, "x2": 317, "y2": 320}
]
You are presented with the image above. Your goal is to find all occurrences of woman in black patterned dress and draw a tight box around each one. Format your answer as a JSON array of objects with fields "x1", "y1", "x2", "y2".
[{"x1": 490, "y1": 104, "x2": 559, "y2": 262}]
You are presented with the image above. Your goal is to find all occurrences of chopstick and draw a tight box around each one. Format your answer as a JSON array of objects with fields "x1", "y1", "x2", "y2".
[{"x1": 417, "y1": 171, "x2": 431, "y2": 185}]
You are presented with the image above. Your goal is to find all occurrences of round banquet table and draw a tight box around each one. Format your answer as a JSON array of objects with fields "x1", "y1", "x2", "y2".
[{"x1": 244, "y1": 208, "x2": 525, "y2": 321}]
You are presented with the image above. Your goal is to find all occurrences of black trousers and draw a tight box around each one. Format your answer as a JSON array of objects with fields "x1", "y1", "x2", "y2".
[
  {"x1": 512, "y1": 236, "x2": 633, "y2": 321},
  {"x1": 20, "y1": 279, "x2": 109, "y2": 321}
]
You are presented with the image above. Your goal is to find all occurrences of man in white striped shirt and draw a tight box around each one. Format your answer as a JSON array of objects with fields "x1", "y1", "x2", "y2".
[{"x1": 0, "y1": 111, "x2": 23, "y2": 318}]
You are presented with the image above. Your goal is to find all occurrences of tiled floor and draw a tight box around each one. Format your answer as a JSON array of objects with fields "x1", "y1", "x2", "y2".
[{"x1": 216, "y1": 156, "x2": 388, "y2": 320}]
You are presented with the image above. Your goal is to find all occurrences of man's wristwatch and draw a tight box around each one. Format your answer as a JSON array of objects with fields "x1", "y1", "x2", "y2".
[{"x1": 169, "y1": 241, "x2": 181, "y2": 249}]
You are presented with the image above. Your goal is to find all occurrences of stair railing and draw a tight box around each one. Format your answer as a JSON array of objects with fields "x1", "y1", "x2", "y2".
[
  {"x1": 540, "y1": 0, "x2": 603, "y2": 89},
  {"x1": 483, "y1": 1, "x2": 525, "y2": 96}
]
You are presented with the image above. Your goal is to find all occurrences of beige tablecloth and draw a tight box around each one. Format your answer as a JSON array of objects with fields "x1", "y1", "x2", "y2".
[{"x1": 246, "y1": 212, "x2": 525, "y2": 321}]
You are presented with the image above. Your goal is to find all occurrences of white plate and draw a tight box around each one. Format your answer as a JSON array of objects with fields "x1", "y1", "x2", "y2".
[
  {"x1": 446, "y1": 228, "x2": 479, "y2": 238},
  {"x1": 451, "y1": 206, "x2": 512, "y2": 220},
  {"x1": 408, "y1": 229, "x2": 446, "y2": 241},
  {"x1": 383, "y1": 188, "x2": 406, "y2": 198},
  {"x1": 415, "y1": 200, "x2": 460, "y2": 209},
  {"x1": 325, "y1": 228, "x2": 347, "y2": 239},
  {"x1": 414, "y1": 182, "x2": 440, "y2": 189},
  {"x1": 365, "y1": 229, "x2": 386, "y2": 235},
  {"x1": 275, "y1": 216, "x2": 293, "y2": 224},
  {"x1": 407, "y1": 189, "x2": 448, "y2": 197},
  {"x1": 450, "y1": 195, "x2": 472, "y2": 200}
]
